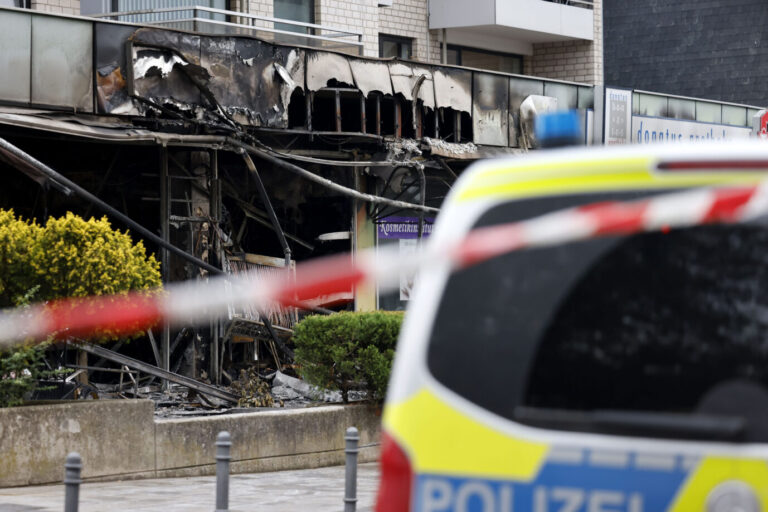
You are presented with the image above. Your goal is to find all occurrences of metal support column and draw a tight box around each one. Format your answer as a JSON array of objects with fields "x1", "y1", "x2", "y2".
[
  {"x1": 394, "y1": 98, "x2": 402, "y2": 138},
  {"x1": 210, "y1": 150, "x2": 222, "y2": 385},
  {"x1": 160, "y1": 148, "x2": 171, "y2": 387},
  {"x1": 360, "y1": 93, "x2": 367, "y2": 134},
  {"x1": 416, "y1": 166, "x2": 426, "y2": 239},
  {"x1": 241, "y1": 154, "x2": 296, "y2": 361},
  {"x1": 454, "y1": 111, "x2": 461, "y2": 142},
  {"x1": 335, "y1": 90, "x2": 342, "y2": 132}
]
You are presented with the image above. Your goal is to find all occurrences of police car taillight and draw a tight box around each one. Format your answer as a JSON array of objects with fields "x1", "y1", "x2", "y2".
[{"x1": 375, "y1": 431, "x2": 413, "y2": 512}]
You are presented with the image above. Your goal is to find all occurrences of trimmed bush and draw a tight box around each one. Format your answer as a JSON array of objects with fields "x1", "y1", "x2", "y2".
[
  {"x1": 0, "y1": 210, "x2": 161, "y2": 307},
  {"x1": 293, "y1": 311, "x2": 404, "y2": 403},
  {"x1": 0, "y1": 210, "x2": 163, "y2": 407}
]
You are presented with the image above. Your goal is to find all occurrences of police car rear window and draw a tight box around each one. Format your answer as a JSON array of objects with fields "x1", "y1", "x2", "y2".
[{"x1": 426, "y1": 192, "x2": 768, "y2": 441}]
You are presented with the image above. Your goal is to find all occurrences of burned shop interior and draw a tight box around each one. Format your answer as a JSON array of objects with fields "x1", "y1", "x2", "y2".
[{"x1": 0, "y1": 8, "x2": 594, "y2": 409}]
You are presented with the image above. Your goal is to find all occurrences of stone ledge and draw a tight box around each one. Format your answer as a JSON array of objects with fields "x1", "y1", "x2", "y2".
[{"x1": 0, "y1": 400, "x2": 380, "y2": 487}]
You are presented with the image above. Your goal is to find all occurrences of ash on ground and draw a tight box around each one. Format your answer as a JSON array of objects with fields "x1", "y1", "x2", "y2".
[{"x1": 148, "y1": 370, "x2": 366, "y2": 418}]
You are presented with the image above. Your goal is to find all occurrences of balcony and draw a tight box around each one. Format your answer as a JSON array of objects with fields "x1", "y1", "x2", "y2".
[
  {"x1": 430, "y1": 0, "x2": 594, "y2": 55},
  {"x1": 89, "y1": 5, "x2": 364, "y2": 55}
]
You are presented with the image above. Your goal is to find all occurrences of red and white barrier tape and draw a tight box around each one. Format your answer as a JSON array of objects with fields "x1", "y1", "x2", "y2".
[{"x1": 2, "y1": 182, "x2": 768, "y2": 349}]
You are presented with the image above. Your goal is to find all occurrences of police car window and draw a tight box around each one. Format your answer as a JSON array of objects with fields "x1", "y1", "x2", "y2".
[{"x1": 426, "y1": 192, "x2": 768, "y2": 442}]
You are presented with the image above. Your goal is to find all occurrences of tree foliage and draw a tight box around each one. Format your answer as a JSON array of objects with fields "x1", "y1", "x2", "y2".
[
  {"x1": 293, "y1": 311, "x2": 403, "y2": 403},
  {"x1": 0, "y1": 209, "x2": 161, "y2": 306},
  {"x1": 0, "y1": 210, "x2": 162, "y2": 407}
]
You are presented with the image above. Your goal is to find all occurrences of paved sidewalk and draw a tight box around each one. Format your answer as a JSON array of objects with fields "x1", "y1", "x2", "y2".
[{"x1": 0, "y1": 463, "x2": 379, "y2": 512}]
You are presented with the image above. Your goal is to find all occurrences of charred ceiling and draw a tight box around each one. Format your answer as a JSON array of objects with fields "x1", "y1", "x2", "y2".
[{"x1": 86, "y1": 21, "x2": 592, "y2": 150}]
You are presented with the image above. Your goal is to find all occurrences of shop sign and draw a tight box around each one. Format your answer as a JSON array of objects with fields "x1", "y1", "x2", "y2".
[
  {"x1": 376, "y1": 216, "x2": 434, "y2": 301},
  {"x1": 604, "y1": 88, "x2": 633, "y2": 145},
  {"x1": 632, "y1": 116, "x2": 751, "y2": 143}
]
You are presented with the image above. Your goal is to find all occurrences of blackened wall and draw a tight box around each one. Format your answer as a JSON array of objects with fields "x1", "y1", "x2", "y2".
[{"x1": 604, "y1": 0, "x2": 768, "y2": 105}]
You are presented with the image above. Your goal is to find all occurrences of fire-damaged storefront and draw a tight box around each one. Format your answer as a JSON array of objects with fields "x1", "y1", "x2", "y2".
[{"x1": 0, "y1": 7, "x2": 594, "y2": 398}]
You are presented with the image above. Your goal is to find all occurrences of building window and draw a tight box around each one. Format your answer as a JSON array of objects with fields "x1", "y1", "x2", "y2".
[
  {"x1": 380, "y1": 34, "x2": 413, "y2": 59},
  {"x1": 0, "y1": 0, "x2": 28, "y2": 7},
  {"x1": 274, "y1": 0, "x2": 315, "y2": 34},
  {"x1": 446, "y1": 44, "x2": 523, "y2": 74}
]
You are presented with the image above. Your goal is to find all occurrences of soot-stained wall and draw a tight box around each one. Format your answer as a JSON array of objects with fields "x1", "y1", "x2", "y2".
[{"x1": 604, "y1": 0, "x2": 768, "y2": 105}]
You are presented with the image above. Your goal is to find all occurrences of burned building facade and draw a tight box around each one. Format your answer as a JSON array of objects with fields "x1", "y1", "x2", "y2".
[
  {"x1": 0, "y1": 5, "x2": 600, "y2": 392},
  {"x1": 1, "y1": 1, "x2": 765, "y2": 403}
]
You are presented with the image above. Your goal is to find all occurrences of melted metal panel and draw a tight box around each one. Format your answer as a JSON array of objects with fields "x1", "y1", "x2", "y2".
[
  {"x1": 473, "y1": 73, "x2": 508, "y2": 147},
  {"x1": 95, "y1": 22, "x2": 138, "y2": 114},
  {"x1": 433, "y1": 68, "x2": 471, "y2": 113},
  {"x1": 350, "y1": 60, "x2": 393, "y2": 96},
  {"x1": 275, "y1": 46, "x2": 305, "y2": 127},
  {"x1": 389, "y1": 62, "x2": 435, "y2": 109},
  {"x1": 0, "y1": 11, "x2": 31, "y2": 104},
  {"x1": 130, "y1": 29, "x2": 203, "y2": 108},
  {"x1": 306, "y1": 51, "x2": 354, "y2": 90},
  {"x1": 131, "y1": 45, "x2": 203, "y2": 107},
  {"x1": 200, "y1": 37, "x2": 304, "y2": 127},
  {"x1": 31, "y1": 16, "x2": 93, "y2": 111},
  {"x1": 127, "y1": 30, "x2": 305, "y2": 127},
  {"x1": 203, "y1": 36, "x2": 264, "y2": 125},
  {"x1": 412, "y1": 66, "x2": 435, "y2": 109},
  {"x1": 131, "y1": 28, "x2": 202, "y2": 65}
]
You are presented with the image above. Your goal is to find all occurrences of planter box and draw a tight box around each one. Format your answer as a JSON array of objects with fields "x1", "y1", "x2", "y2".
[{"x1": 0, "y1": 400, "x2": 380, "y2": 487}]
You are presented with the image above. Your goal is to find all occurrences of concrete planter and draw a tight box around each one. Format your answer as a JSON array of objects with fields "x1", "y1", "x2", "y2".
[{"x1": 0, "y1": 400, "x2": 380, "y2": 487}]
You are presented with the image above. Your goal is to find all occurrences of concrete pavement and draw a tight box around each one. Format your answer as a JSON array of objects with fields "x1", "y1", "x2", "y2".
[{"x1": 0, "y1": 463, "x2": 380, "y2": 512}]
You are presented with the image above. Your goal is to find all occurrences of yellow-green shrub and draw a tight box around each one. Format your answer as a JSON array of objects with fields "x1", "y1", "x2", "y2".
[
  {"x1": 0, "y1": 210, "x2": 163, "y2": 407},
  {"x1": 0, "y1": 210, "x2": 161, "y2": 306}
]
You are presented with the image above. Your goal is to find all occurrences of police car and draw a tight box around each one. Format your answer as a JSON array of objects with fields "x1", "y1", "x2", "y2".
[{"x1": 376, "y1": 142, "x2": 768, "y2": 512}]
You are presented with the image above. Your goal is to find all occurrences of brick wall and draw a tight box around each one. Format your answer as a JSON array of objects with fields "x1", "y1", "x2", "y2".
[
  {"x1": 313, "y1": 0, "x2": 435, "y2": 60},
  {"x1": 30, "y1": 0, "x2": 80, "y2": 15},
  {"x1": 377, "y1": 0, "x2": 433, "y2": 61},
  {"x1": 315, "y1": 0, "x2": 379, "y2": 56},
  {"x1": 227, "y1": 0, "x2": 275, "y2": 30},
  {"x1": 229, "y1": 0, "x2": 604, "y2": 82},
  {"x1": 604, "y1": 0, "x2": 768, "y2": 104},
  {"x1": 530, "y1": 0, "x2": 603, "y2": 84}
]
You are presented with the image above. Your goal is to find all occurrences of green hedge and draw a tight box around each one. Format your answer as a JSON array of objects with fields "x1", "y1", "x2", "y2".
[{"x1": 293, "y1": 311, "x2": 404, "y2": 403}]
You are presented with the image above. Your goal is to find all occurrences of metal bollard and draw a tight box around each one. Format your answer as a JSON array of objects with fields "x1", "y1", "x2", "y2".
[
  {"x1": 63, "y1": 452, "x2": 82, "y2": 512},
  {"x1": 215, "y1": 431, "x2": 232, "y2": 512},
  {"x1": 344, "y1": 426, "x2": 360, "y2": 512}
]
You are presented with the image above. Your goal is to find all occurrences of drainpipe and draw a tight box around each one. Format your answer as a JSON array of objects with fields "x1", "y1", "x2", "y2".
[
  {"x1": 426, "y1": 3, "x2": 431, "y2": 62},
  {"x1": 441, "y1": 28, "x2": 447, "y2": 64}
]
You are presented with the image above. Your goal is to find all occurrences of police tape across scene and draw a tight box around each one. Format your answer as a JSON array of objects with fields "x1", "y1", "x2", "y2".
[{"x1": 1, "y1": 182, "x2": 768, "y2": 349}]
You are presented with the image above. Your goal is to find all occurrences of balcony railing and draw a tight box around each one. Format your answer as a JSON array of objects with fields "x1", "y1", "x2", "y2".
[
  {"x1": 542, "y1": 0, "x2": 594, "y2": 9},
  {"x1": 90, "y1": 5, "x2": 364, "y2": 55}
]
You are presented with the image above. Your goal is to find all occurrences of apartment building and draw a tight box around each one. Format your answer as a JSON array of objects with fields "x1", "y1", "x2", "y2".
[{"x1": 7, "y1": 0, "x2": 603, "y2": 84}]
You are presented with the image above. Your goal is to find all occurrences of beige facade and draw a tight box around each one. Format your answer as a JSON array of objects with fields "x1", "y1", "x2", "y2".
[
  {"x1": 28, "y1": 0, "x2": 602, "y2": 84},
  {"x1": 530, "y1": 0, "x2": 603, "y2": 84},
  {"x1": 202, "y1": 0, "x2": 440, "y2": 62},
  {"x1": 30, "y1": 0, "x2": 80, "y2": 15}
]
